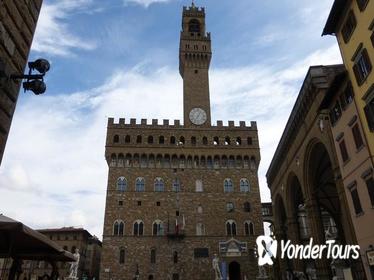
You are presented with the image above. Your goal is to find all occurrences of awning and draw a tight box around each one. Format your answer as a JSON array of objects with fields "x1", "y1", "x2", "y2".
[{"x1": 0, "y1": 214, "x2": 75, "y2": 262}]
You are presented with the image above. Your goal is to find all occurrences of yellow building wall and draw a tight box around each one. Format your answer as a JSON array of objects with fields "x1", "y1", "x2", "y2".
[{"x1": 335, "y1": 0, "x2": 374, "y2": 158}]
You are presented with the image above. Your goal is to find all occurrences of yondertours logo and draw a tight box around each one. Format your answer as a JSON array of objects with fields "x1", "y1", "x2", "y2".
[{"x1": 256, "y1": 235, "x2": 360, "y2": 266}]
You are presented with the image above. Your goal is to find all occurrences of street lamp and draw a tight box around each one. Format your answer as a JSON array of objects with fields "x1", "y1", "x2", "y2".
[{"x1": 9, "y1": 58, "x2": 50, "y2": 95}]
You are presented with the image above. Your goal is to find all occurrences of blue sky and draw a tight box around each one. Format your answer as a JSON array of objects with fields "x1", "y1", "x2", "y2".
[{"x1": 0, "y1": 0, "x2": 342, "y2": 238}]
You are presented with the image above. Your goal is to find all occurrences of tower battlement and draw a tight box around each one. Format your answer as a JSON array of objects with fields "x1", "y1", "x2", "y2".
[
  {"x1": 183, "y1": 5, "x2": 205, "y2": 15},
  {"x1": 107, "y1": 118, "x2": 257, "y2": 130}
]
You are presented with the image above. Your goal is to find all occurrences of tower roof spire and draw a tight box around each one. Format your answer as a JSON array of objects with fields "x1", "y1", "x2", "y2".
[{"x1": 191, "y1": 0, "x2": 195, "y2": 7}]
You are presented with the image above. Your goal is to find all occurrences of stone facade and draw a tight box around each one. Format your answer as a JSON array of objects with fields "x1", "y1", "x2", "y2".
[
  {"x1": 100, "y1": 4, "x2": 263, "y2": 280},
  {"x1": 0, "y1": 0, "x2": 43, "y2": 165}
]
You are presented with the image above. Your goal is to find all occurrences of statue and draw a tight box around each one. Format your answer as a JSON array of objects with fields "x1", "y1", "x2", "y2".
[
  {"x1": 212, "y1": 254, "x2": 223, "y2": 280},
  {"x1": 67, "y1": 248, "x2": 80, "y2": 280},
  {"x1": 305, "y1": 267, "x2": 317, "y2": 280},
  {"x1": 256, "y1": 265, "x2": 269, "y2": 279}
]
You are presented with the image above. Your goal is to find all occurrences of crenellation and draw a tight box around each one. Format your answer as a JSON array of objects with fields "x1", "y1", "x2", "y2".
[
  {"x1": 239, "y1": 121, "x2": 246, "y2": 127},
  {"x1": 228, "y1": 121, "x2": 235, "y2": 127},
  {"x1": 163, "y1": 119, "x2": 169, "y2": 126},
  {"x1": 130, "y1": 118, "x2": 136, "y2": 125},
  {"x1": 174, "y1": 120, "x2": 181, "y2": 127},
  {"x1": 141, "y1": 119, "x2": 147, "y2": 125},
  {"x1": 217, "y1": 120, "x2": 223, "y2": 127},
  {"x1": 108, "y1": 118, "x2": 114, "y2": 125},
  {"x1": 119, "y1": 118, "x2": 125, "y2": 125},
  {"x1": 152, "y1": 119, "x2": 158, "y2": 125}
]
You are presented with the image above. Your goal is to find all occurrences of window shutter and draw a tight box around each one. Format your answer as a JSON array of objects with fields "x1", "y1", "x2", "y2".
[
  {"x1": 353, "y1": 63, "x2": 363, "y2": 85},
  {"x1": 362, "y1": 49, "x2": 372, "y2": 74},
  {"x1": 364, "y1": 103, "x2": 374, "y2": 131}
]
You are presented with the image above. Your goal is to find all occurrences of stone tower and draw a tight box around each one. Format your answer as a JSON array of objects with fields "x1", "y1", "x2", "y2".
[
  {"x1": 100, "y1": 3, "x2": 263, "y2": 280},
  {"x1": 179, "y1": 4, "x2": 212, "y2": 127}
]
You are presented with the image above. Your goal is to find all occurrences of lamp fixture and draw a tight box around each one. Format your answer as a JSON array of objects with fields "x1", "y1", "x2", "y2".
[{"x1": 9, "y1": 58, "x2": 50, "y2": 95}]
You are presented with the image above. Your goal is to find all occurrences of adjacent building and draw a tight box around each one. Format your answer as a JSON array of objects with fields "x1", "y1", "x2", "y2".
[
  {"x1": 266, "y1": 65, "x2": 366, "y2": 279},
  {"x1": 17, "y1": 227, "x2": 102, "y2": 280},
  {"x1": 321, "y1": 0, "x2": 374, "y2": 278},
  {"x1": 100, "y1": 3, "x2": 263, "y2": 280},
  {"x1": 0, "y1": 0, "x2": 44, "y2": 165}
]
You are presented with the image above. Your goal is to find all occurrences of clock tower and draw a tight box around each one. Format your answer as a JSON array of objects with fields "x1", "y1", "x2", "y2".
[{"x1": 179, "y1": 3, "x2": 212, "y2": 127}]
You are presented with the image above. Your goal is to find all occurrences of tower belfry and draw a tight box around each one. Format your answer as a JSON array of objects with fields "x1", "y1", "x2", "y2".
[{"x1": 179, "y1": 4, "x2": 212, "y2": 127}]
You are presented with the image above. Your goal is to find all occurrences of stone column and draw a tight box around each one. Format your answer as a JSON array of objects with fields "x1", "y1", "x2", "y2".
[
  {"x1": 286, "y1": 217, "x2": 304, "y2": 273},
  {"x1": 305, "y1": 198, "x2": 331, "y2": 279}
]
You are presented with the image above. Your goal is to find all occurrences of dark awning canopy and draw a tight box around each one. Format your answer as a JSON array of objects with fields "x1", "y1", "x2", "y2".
[{"x1": 0, "y1": 214, "x2": 75, "y2": 262}]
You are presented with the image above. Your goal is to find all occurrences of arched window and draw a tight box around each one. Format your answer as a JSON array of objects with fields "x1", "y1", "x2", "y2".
[
  {"x1": 150, "y1": 249, "x2": 156, "y2": 264},
  {"x1": 250, "y1": 156, "x2": 257, "y2": 170},
  {"x1": 196, "y1": 223, "x2": 205, "y2": 236},
  {"x1": 213, "y1": 136, "x2": 219, "y2": 145},
  {"x1": 117, "y1": 177, "x2": 127, "y2": 192},
  {"x1": 226, "y1": 220, "x2": 237, "y2": 236},
  {"x1": 113, "y1": 220, "x2": 125, "y2": 236},
  {"x1": 244, "y1": 221, "x2": 254, "y2": 236},
  {"x1": 236, "y1": 137, "x2": 241, "y2": 145},
  {"x1": 170, "y1": 136, "x2": 176, "y2": 144},
  {"x1": 240, "y1": 179, "x2": 250, "y2": 192},
  {"x1": 134, "y1": 220, "x2": 144, "y2": 236},
  {"x1": 110, "y1": 154, "x2": 117, "y2": 167},
  {"x1": 244, "y1": 202, "x2": 251, "y2": 212},
  {"x1": 118, "y1": 154, "x2": 124, "y2": 167},
  {"x1": 172, "y1": 179, "x2": 181, "y2": 192},
  {"x1": 195, "y1": 180, "x2": 203, "y2": 192},
  {"x1": 224, "y1": 179, "x2": 233, "y2": 193},
  {"x1": 159, "y1": 136, "x2": 165, "y2": 144},
  {"x1": 222, "y1": 156, "x2": 228, "y2": 168},
  {"x1": 148, "y1": 136, "x2": 154, "y2": 144},
  {"x1": 214, "y1": 155, "x2": 220, "y2": 168},
  {"x1": 125, "y1": 135, "x2": 131, "y2": 143},
  {"x1": 135, "y1": 178, "x2": 145, "y2": 192},
  {"x1": 154, "y1": 178, "x2": 164, "y2": 192},
  {"x1": 119, "y1": 248, "x2": 125, "y2": 264},
  {"x1": 202, "y1": 137, "x2": 208, "y2": 145},
  {"x1": 243, "y1": 156, "x2": 249, "y2": 168},
  {"x1": 228, "y1": 156, "x2": 235, "y2": 168},
  {"x1": 188, "y1": 19, "x2": 200, "y2": 33},
  {"x1": 179, "y1": 136, "x2": 185, "y2": 145},
  {"x1": 140, "y1": 154, "x2": 147, "y2": 168},
  {"x1": 173, "y1": 251, "x2": 178, "y2": 263},
  {"x1": 152, "y1": 220, "x2": 164, "y2": 236},
  {"x1": 136, "y1": 135, "x2": 142, "y2": 144},
  {"x1": 113, "y1": 135, "x2": 120, "y2": 143},
  {"x1": 191, "y1": 136, "x2": 197, "y2": 145},
  {"x1": 148, "y1": 154, "x2": 155, "y2": 168},
  {"x1": 224, "y1": 137, "x2": 231, "y2": 145},
  {"x1": 207, "y1": 156, "x2": 213, "y2": 169}
]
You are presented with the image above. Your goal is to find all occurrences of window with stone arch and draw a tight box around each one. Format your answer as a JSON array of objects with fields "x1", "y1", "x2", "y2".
[
  {"x1": 119, "y1": 248, "x2": 125, "y2": 264},
  {"x1": 113, "y1": 220, "x2": 125, "y2": 236},
  {"x1": 224, "y1": 178, "x2": 234, "y2": 193},
  {"x1": 172, "y1": 178, "x2": 181, "y2": 192},
  {"x1": 133, "y1": 220, "x2": 144, "y2": 236},
  {"x1": 154, "y1": 178, "x2": 165, "y2": 192},
  {"x1": 135, "y1": 177, "x2": 145, "y2": 192},
  {"x1": 244, "y1": 221, "x2": 255, "y2": 236},
  {"x1": 188, "y1": 19, "x2": 200, "y2": 33},
  {"x1": 226, "y1": 220, "x2": 237, "y2": 236},
  {"x1": 196, "y1": 223, "x2": 205, "y2": 236},
  {"x1": 152, "y1": 220, "x2": 164, "y2": 236},
  {"x1": 240, "y1": 178, "x2": 250, "y2": 192},
  {"x1": 117, "y1": 177, "x2": 127, "y2": 192},
  {"x1": 195, "y1": 180, "x2": 203, "y2": 192}
]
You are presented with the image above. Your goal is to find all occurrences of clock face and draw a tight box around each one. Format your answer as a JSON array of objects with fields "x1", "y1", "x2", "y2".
[{"x1": 189, "y1": 108, "x2": 207, "y2": 125}]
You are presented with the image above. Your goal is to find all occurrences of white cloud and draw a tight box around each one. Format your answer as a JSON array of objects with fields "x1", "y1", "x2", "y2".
[
  {"x1": 32, "y1": 0, "x2": 97, "y2": 56},
  {"x1": 122, "y1": 0, "x2": 172, "y2": 8},
  {"x1": 0, "y1": 44, "x2": 341, "y2": 238}
]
